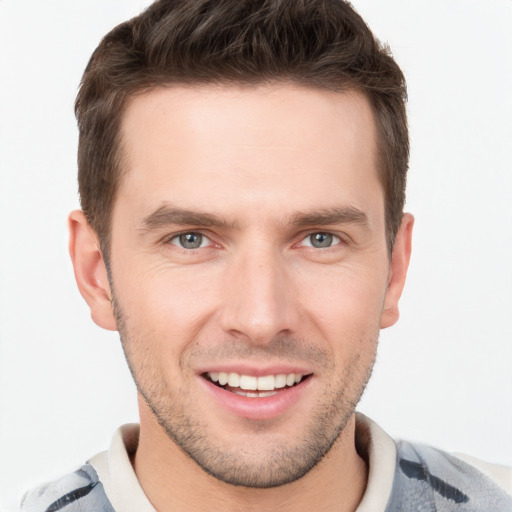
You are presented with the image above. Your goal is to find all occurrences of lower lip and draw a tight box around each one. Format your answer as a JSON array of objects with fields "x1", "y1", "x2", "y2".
[{"x1": 199, "y1": 376, "x2": 313, "y2": 420}]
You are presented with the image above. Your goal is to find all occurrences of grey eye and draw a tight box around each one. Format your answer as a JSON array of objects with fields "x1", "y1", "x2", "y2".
[
  {"x1": 309, "y1": 232, "x2": 334, "y2": 248},
  {"x1": 177, "y1": 233, "x2": 204, "y2": 249}
]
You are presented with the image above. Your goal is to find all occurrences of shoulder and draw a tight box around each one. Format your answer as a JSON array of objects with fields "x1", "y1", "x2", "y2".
[
  {"x1": 452, "y1": 451, "x2": 512, "y2": 494},
  {"x1": 389, "y1": 440, "x2": 512, "y2": 511},
  {"x1": 20, "y1": 463, "x2": 114, "y2": 512}
]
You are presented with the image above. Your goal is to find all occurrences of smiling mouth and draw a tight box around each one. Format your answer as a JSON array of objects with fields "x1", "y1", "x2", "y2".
[{"x1": 203, "y1": 371, "x2": 312, "y2": 398}]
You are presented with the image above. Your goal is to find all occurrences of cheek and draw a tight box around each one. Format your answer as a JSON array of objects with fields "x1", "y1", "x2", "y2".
[
  {"x1": 298, "y1": 264, "x2": 388, "y2": 345},
  {"x1": 112, "y1": 261, "x2": 224, "y2": 349}
]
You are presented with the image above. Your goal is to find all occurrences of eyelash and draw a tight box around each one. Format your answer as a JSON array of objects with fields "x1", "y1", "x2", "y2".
[
  {"x1": 164, "y1": 230, "x2": 345, "y2": 251},
  {"x1": 297, "y1": 232, "x2": 343, "y2": 249},
  {"x1": 166, "y1": 232, "x2": 214, "y2": 250}
]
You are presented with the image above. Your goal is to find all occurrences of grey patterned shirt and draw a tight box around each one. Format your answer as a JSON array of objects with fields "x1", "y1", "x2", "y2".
[{"x1": 21, "y1": 420, "x2": 512, "y2": 511}]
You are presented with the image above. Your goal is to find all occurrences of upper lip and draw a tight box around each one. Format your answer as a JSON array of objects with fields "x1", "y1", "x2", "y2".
[{"x1": 195, "y1": 363, "x2": 313, "y2": 377}]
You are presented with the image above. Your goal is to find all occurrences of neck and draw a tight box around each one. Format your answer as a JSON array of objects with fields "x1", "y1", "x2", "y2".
[{"x1": 133, "y1": 401, "x2": 368, "y2": 512}]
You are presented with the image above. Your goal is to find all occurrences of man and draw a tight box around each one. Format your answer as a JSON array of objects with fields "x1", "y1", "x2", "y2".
[{"x1": 20, "y1": 0, "x2": 511, "y2": 511}]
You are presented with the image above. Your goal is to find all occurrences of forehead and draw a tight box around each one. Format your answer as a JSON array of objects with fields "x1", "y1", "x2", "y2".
[{"x1": 116, "y1": 84, "x2": 382, "y2": 224}]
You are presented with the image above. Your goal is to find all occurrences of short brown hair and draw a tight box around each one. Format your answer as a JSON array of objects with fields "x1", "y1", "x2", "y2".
[{"x1": 76, "y1": 0, "x2": 408, "y2": 256}]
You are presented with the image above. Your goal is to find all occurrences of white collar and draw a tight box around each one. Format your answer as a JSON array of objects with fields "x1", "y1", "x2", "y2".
[
  {"x1": 354, "y1": 413, "x2": 397, "y2": 511},
  {"x1": 88, "y1": 412, "x2": 397, "y2": 512},
  {"x1": 89, "y1": 423, "x2": 155, "y2": 512}
]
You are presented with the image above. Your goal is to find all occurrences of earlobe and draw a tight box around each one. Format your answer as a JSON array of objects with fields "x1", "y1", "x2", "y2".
[
  {"x1": 68, "y1": 210, "x2": 117, "y2": 331},
  {"x1": 380, "y1": 213, "x2": 414, "y2": 329}
]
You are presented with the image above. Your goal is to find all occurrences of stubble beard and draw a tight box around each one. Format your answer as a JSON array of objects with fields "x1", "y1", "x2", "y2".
[{"x1": 112, "y1": 294, "x2": 377, "y2": 489}]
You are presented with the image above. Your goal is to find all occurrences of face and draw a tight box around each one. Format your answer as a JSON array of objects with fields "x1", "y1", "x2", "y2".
[{"x1": 78, "y1": 85, "x2": 410, "y2": 488}]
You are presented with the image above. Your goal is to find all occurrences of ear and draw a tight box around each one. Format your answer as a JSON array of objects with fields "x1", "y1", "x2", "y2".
[
  {"x1": 68, "y1": 210, "x2": 117, "y2": 331},
  {"x1": 380, "y1": 213, "x2": 414, "y2": 329}
]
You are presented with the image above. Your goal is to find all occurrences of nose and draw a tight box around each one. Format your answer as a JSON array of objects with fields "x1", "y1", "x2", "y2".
[{"x1": 218, "y1": 245, "x2": 299, "y2": 345}]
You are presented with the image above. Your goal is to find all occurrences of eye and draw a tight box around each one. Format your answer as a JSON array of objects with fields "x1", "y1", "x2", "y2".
[
  {"x1": 300, "y1": 232, "x2": 341, "y2": 249},
  {"x1": 170, "y1": 232, "x2": 210, "y2": 250}
]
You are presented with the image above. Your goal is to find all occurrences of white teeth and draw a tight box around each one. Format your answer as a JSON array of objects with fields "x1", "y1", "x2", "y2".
[
  {"x1": 257, "y1": 375, "x2": 275, "y2": 390},
  {"x1": 239, "y1": 375, "x2": 258, "y2": 390},
  {"x1": 258, "y1": 390, "x2": 278, "y2": 398},
  {"x1": 207, "y1": 371, "x2": 306, "y2": 392},
  {"x1": 275, "y1": 374, "x2": 287, "y2": 388},
  {"x1": 232, "y1": 389, "x2": 279, "y2": 398},
  {"x1": 228, "y1": 373, "x2": 240, "y2": 387}
]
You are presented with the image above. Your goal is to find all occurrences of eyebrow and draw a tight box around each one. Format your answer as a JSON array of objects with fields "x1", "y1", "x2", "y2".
[
  {"x1": 290, "y1": 207, "x2": 369, "y2": 228},
  {"x1": 139, "y1": 204, "x2": 369, "y2": 234},
  {"x1": 139, "y1": 205, "x2": 237, "y2": 232}
]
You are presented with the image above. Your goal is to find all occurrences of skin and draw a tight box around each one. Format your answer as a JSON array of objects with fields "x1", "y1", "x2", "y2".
[{"x1": 69, "y1": 85, "x2": 413, "y2": 511}]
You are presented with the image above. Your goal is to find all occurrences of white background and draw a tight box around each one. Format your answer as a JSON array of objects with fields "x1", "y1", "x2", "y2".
[{"x1": 0, "y1": 0, "x2": 511, "y2": 509}]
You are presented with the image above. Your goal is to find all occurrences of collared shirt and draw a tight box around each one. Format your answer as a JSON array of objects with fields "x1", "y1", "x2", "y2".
[{"x1": 21, "y1": 414, "x2": 512, "y2": 511}]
